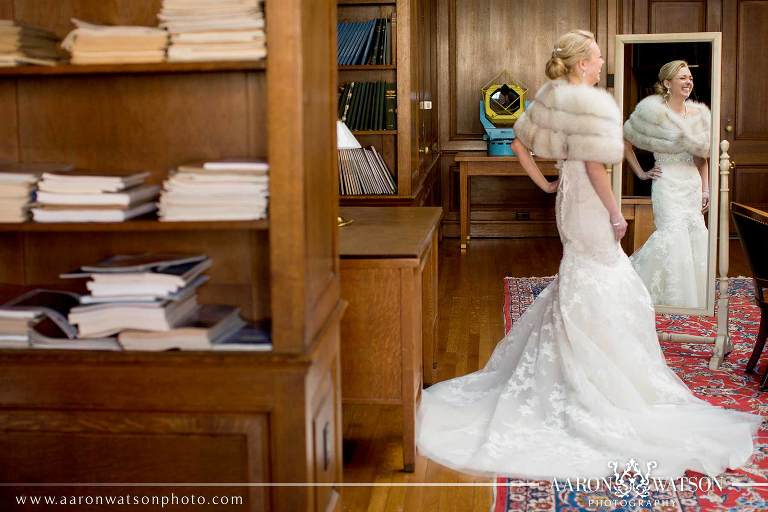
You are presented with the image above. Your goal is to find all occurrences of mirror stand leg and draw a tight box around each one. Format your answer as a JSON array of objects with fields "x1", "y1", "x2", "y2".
[{"x1": 709, "y1": 140, "x2": 733, "y2": 370}]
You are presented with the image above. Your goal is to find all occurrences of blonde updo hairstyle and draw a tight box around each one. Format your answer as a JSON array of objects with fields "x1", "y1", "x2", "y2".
[
  {"x1": 654, "y1": 60, "x2": 689, "y2": 97},
  {"x1": 545, "y1": 29, "x2": 596, "y2": 80}
]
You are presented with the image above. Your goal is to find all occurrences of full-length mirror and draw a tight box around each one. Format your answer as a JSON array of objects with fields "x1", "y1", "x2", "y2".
[{"x1": 614, "y1": 33, "x2": 722, "y2": 315}]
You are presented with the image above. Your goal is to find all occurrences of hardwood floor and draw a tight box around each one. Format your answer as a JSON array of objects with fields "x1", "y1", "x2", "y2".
[{"x1": 340, "y1": 237, "x2": 753, "y2": 512}]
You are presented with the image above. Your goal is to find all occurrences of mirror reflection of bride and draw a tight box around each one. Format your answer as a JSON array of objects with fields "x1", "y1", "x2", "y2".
[{"x1": 623, "y1": 60, "x2": 710, "y2": 308}]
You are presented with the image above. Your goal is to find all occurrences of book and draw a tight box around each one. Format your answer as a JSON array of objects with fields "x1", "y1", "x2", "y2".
[
  {"x1": 38, "y1": 171, "x2": 150, "y2": 193},
  {"x1": 36, "y1": 184, "x2": 160, "y2": 207},
  {"x1": 202, "y1": 160, "x2": 269, "y2": 172},
  {"x1": 212, "y1": 322, "x2": 272, "y2": 351},
  {"x1": 118, "y1": 304, "x2": 245, "y2": 350},
  {"x1": 31, "y1": 201, "x2": 157, "y2": 222}
]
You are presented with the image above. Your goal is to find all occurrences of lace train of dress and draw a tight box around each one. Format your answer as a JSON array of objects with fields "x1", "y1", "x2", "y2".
[
  {"x1": 416, "y1": 160, "x2": 761, "y2": 480},
  {"x1": 630, "y1": 152, "x2": 708, "y2": 308}
]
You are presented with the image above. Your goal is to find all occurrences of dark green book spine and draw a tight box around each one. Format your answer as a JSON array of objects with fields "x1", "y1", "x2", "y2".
[{"x1": 385, "y1": 82, "x2": 397, "y2": 131}]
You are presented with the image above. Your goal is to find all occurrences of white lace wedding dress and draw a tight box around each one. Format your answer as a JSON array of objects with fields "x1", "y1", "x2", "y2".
[
  {"x1": 416, "y1": 159, "x2": 762, "y2": 480},
  {"x1": 629, "y1": 152, "x2": 707, "y2": 308}
]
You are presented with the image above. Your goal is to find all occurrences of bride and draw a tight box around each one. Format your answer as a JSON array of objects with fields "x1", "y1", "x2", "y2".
[
  {"x1": 624, "y1": 60, "x2": 710, "y2": 308},
  {"x1": 416, "y1": 30, "x2": 761, "y2": 480}
]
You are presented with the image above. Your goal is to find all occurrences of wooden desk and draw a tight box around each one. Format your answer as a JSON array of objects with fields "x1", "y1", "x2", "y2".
[
  {"x1": 455, "y1": 152, "x2": 558, "y2": 249},
  {"x1": 338, "y1": 206, "x2": 442, "y2": 472}
]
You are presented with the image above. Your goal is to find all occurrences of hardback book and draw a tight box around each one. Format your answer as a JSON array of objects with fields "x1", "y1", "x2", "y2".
[
  {"x1": 202, "y1": 160, "x2": 269, "y2": 172},
  {"x1": 38, "y1": 171, "x2": 150, "y2": 193},
  {"x1": 118, "y1": 304, "x2": 245, "y2": 351},
  {"x1": 385, "y1": 82, "x2": 397, "y2": 130},
  {"x1": 36, "y1": 184, "x2": 160, "y2": 206},
  {"x1": 31, "y1": 201, "x2": 157, "y2": 222}
]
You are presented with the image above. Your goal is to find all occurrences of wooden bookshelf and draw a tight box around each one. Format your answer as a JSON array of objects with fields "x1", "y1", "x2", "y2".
[
  {"x1": 0, "y1": 60, "x2": 266, "y2": 77},
  {"x1": 338, "y1": 0, "x2": 439, "y2": 204},
  {"x1": 0, "y1": 1, "x2": 343, "y2": 510}
]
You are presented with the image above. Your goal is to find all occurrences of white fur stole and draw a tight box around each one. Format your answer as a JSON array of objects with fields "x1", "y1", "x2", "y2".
[
  {"x1": 513, "y1": 79, "x2": 624, "y2": 164},
  {"x1": 623, "y1": 94, "x2": 711, "y2": 158}
]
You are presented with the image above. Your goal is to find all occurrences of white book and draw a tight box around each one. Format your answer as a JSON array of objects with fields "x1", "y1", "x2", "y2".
[
  {"x1": 70, "y1": 51, "x2": 166, "y2": 65},
  {"x1": 159, "y1": 211, "x2": 266, "y2": 222},
  {"x1": 202, "y1": 160, "x2": 269, "y2": 171},
  {"x1": 169, "y1": 173, "x2": 268, "y2": 183},
  {"x1": 171, "y1": 31, "x2": 264, "y2": 44},
  {"x1": 167, "y1": 48, "x2": 266, "y2": 61},
  {"x1": 40, "y1": 171, "x2": 149, "y2": 191},
  {"x1": 36, "y1": 184, "x2": 160, "y2": 206},
  {"x1": 162, "y1": 18, "x2": 265, "y2": 33},
  {"x1": 31, "y1": 201, "x2": 157, "y2": 223}
]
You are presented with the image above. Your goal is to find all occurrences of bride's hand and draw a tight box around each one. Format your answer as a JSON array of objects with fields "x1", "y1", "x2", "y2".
[
  {"x1": 702, "y1": 189, "x2": 710, "y2": 211},
  {"x1": 639, "y1": 165, "x2": 662, "y2": 180},
  {"x1": 610, "y1": 213, "x2": 627, "y2": 241},
  {"x1": 544, "y1": 179, "x2": 559, "y2": 193}
]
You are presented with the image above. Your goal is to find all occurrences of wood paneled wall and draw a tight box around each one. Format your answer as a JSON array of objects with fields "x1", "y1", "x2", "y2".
[
  {"x1": 434, "y1": 0, "x2": 768, "y2": 236},
  {"x1": 436, "y1": 0, "x2": 617, "y2": 237}
]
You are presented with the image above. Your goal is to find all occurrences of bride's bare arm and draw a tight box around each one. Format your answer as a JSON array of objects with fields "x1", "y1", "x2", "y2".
[
  {"x1": 585, "y1": 161, "x2": 627, "y2": 241},
  {"x1": 624, "y1": 141, "x2": 661, "y2": 180},
  {"x1": 511, "y1": 138, "x2": 558, "y2": 193}
]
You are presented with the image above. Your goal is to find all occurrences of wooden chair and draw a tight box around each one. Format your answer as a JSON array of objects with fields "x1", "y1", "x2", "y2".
[{"x1": 732, "y1": 203, "x2": 768, "y2": 389}]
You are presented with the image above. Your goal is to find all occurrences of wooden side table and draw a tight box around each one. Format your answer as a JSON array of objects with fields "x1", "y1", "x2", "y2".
[
  {"x1": 338, "y1": 206, "x2": 442, "y2": 472},
  {"x1": 455, "y1": 152, "x2": 558, "y2": 249}
]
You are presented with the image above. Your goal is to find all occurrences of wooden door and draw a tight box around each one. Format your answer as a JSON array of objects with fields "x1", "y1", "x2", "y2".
[{"x1": 721, "y1": 0, "x2": 768, "y2": 211}]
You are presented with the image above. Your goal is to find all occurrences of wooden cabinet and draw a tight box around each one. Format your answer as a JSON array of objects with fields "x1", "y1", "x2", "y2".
[
  {"x1": 338, "y1": 206, "x2": 441, "y2": 471},
  {"x1": 338, "y1": 0, "x2": 440, "y2": 206},
  {"x1": 0, "y1": 1, "x2": 342, "y2": 510}
]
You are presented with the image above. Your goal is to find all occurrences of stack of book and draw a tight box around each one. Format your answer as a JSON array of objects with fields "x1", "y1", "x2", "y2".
[
  {"x1": 159, "y1": 160, "x2": 269, "y2": 221},
  {"x1": 337, "y1": 16, "x2": 392, "y2": 66},
  {"x1": 63, "y1": 254, "x2": 211, "y2": 338},
  {"x1": 61, "y1": 19, "x2": 168, "y2": 65},
  {"x1": 159, "y1": 0, "x2": 267, "y2": 62},
  {"x1": 31, "y1": 171, "x2": 159, "y2": 223},
  {"x1": 338, "y1": 81, "x2": 397, "y2": 131},
  {"x1": 0, "y1": 162, "x2": 73, "y2": 222},
  {"x1": 0, "y1": 20, "x2": 63, "y2": 66},
  {"x1": 0, "y1": 173, "x2": 36, "y2": 223}
]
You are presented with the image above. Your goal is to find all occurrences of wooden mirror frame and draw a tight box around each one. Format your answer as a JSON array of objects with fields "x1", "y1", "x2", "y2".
[{"x1": 613, "y1": 32, "x2": 731, "y2": 369}]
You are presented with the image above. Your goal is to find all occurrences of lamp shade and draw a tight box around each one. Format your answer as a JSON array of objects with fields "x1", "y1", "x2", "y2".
[{"x1": 337, "y1": 120, "x2": 362, "y2": 149}]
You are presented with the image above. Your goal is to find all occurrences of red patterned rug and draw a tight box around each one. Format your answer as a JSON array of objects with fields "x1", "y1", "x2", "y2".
[{"x1": 495, "y1": 277, "x2": 768, "y2": 512}]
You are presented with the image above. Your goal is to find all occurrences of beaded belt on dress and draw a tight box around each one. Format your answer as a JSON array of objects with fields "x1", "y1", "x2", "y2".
[{"x1": 653, "y1": 152, "x2": 694, "y2": 164}]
